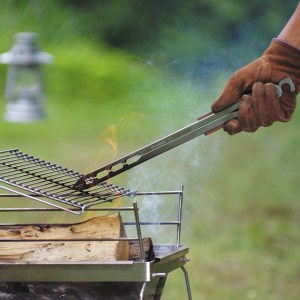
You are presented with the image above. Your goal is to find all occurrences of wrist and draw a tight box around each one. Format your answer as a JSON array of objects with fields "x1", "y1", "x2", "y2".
[
  {"x1": 272, "y1": 38, "x2": 300, "y2": 54},
  {"x1": 264, "y1": 39, "x2": 300, "y2": 88}
]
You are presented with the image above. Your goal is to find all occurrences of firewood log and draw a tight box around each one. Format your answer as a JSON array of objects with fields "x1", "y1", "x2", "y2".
[
  {"x1": 0, "y1": 213, "x2": 129, "y2": 262},
  {"x1": 0, "y1": 214, "x2": 154, "y2": 262}
]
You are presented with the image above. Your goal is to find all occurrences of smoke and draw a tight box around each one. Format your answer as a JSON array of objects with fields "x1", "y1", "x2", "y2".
[{"x1": 125, "y1": 71, "x2": 223, "y2": 245}]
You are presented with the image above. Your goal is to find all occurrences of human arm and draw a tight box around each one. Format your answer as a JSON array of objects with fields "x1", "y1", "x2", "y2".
[
  {"x1": 278, "y1": 3, "x2": 300, "y2": 49},
  {"x1": 211, "y1": 3, "x2": 300, "y2": 134}
]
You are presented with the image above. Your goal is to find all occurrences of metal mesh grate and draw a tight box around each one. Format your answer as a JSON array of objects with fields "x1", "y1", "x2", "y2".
[{"x1": 0, "y1": 149, "x2": 135, "y2": 214}]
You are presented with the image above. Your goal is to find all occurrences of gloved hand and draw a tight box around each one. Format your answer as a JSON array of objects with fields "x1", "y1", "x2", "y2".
[{"x1": 211, "y1": 39, "x2": 300, "y2": 135}]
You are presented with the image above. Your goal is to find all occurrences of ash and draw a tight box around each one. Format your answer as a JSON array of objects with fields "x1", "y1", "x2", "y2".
[{"x1": 0, "y1": 282, "x2": 143, "y2": 300}]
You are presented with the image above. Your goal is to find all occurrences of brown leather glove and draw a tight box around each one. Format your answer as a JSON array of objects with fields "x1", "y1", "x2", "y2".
[{"x1": 211, "y1": 39, "x2": 300, "y2": 135}]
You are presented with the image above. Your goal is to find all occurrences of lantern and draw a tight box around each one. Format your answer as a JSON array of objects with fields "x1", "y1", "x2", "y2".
[{"x1": 0, "y1": 32, "x2": 53, "y2": 122}]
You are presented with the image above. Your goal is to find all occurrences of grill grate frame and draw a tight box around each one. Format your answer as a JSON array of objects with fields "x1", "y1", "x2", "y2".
[{"x1": 0, "y1": 149, "x2": 136, "y2": 214}]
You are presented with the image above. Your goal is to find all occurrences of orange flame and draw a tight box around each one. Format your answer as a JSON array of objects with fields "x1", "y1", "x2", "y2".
[
  {"x1": 84, "y1": 125, "x2": 118, "y2": 174},
  {"x1": 85, "y1": 112, "x2": 144, "y2": 174},
  {"x1": 97, "y1": 124, "x2": 118, "y2": 159},
  {"x1": 82, "y1": 112, "x2": 143, "y2": 220}
]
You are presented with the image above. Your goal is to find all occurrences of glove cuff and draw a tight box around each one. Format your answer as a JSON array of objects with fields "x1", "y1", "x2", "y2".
[
  {"x1": 272, "y1": 38, "x2": 300, "y2": 54},
  {"x1": 265, "y1": 39, "x2": 300, "y2": 88}
]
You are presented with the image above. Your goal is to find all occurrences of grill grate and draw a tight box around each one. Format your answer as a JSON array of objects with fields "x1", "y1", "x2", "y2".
[{"x1": 0, "y1": 149, "x2": 136, "y2": 214}]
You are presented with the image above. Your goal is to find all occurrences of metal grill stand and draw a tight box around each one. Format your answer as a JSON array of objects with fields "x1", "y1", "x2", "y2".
[{"x1": 0, "y1": 149, "x2": 192, "y2": 299}]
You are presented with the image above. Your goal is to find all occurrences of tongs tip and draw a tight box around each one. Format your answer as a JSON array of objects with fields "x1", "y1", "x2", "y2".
[{"x1": 73, "y1": 176, "x2": 86, "y2": 191}]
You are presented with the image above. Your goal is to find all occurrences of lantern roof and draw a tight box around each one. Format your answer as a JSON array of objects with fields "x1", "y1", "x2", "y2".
[{"x1": 0, "y1": 32, "x2": 53, "y2": 65}]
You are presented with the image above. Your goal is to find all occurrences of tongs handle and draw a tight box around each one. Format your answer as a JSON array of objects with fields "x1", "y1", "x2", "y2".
[
  {"x1": 203, "y1": 77, "x2": 296, "y2": 135},
  {"x1": 74, "y1": 77, "x2": 295, "y2": 191},
  {"x1": 74, "y1": 105, "x2": 238, "y2": 190}
]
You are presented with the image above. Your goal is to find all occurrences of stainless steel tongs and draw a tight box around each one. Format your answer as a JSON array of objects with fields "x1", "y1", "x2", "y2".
[{"x1": 74, "y1": 77, "x2": 295, "y2": 190}]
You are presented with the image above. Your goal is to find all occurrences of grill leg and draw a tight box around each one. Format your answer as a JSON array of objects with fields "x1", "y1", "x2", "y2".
[
  {"x1": 181, "y1": 266, "x2": 192, "y2": 300},
  {"x1": 139, "y1": 282, "x2": 146, "y2": 300},
  {"x1": 139, "y1": 276, "x2": 167, "y2": 300}
]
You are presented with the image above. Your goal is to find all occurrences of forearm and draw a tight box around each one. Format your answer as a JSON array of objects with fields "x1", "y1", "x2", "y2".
[{"x1": 278, "y1": 3, "x2": 300, "y2": 50}]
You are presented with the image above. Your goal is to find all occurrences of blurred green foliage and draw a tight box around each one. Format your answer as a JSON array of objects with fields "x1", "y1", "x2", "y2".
[
  {"x1": 64, "y1": 0, "x2": 296, "y2": 65},
  {"x1": 0, "y1": 1, "x2": 299, "y2": 299}
]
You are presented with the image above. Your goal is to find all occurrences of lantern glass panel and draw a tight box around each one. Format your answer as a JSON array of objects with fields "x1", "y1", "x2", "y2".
[{"x1": 7, "y1": 65, "x2": 42, "y2": 103}]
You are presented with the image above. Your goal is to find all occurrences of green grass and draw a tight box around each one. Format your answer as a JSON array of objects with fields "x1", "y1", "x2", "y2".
[{"x1": 0, "y1": 2, "x2": 300, "y2": 299}]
